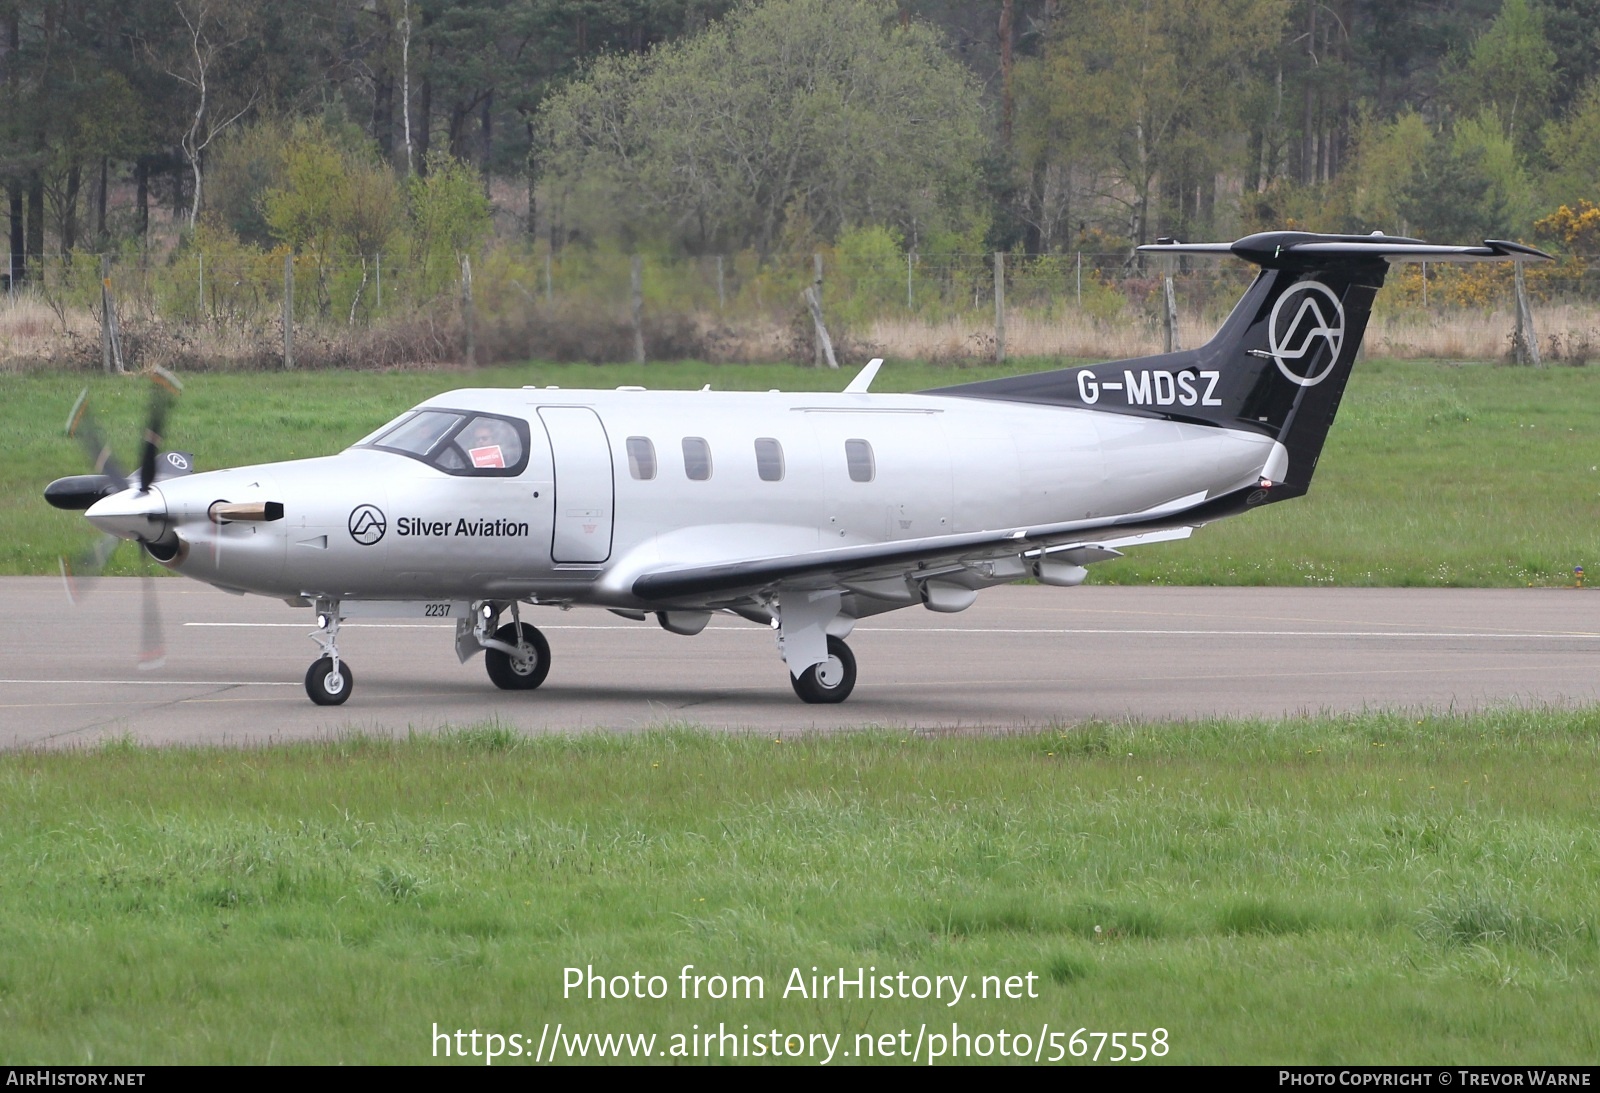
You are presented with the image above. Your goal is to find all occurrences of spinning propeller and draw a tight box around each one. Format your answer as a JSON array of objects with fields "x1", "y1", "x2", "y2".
[{"x1": 44, "y1": 368, "x2": 190, "y2": 669}]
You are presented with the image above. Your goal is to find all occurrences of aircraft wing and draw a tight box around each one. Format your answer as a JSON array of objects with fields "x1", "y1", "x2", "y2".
[{"x1": 630, "y1": 483, "x2": 1255, "y2": 607}]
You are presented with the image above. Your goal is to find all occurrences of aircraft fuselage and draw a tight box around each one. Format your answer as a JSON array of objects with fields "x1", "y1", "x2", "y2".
[{"x1": 145, "y1": 386, "x2": 1276, "y2": 606}]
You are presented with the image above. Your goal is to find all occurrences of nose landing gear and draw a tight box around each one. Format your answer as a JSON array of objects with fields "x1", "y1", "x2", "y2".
[
  {"x1": 306, "y1": 656, "x2": 353, "y2": 705},
  {"x1": 306, "y1": 600, "x2": 353, "y2": 706}
]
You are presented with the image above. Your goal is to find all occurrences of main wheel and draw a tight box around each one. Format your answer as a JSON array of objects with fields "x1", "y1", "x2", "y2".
[
  {"x1": 305, "y1": 656, "x2": 353, "y2": 706},
  {"x1": 790, "y1": 636, "x2": 856, "y2": 704},
  {"x1": 485, "y1": 621, "x2": 551, "y2": 690}
]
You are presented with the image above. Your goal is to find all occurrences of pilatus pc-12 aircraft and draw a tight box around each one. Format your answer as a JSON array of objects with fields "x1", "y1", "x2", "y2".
[{"x1": 45, "y1": 231, "x2": 1548, "y2": 706}]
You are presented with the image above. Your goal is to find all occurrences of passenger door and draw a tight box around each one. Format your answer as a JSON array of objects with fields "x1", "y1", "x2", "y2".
[{"x1": 538, "y1": 406, "x2": 615, "y2": 563}]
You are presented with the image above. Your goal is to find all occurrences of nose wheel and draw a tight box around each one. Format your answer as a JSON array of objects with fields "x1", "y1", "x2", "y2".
[
  {"x1": 304, "y1": 600, "x2": 353, "y2": 705},
  {"x1": 306, "y1": 656, "x2": 354, "y2": 706},
  {"x1": 790, "y1": 635, "x2": 856, "y2": 704}
]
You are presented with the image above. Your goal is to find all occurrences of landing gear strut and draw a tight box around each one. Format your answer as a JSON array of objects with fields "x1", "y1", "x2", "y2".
[
  {"x1": 477, "y1": 601, "x2": 552, "y2": 690},
  {"x1": 306, "y1": 600, "x2": 352, "y2": 706},
  {"x1": 790, "y1": 635, "x2": 856, "y2": 704}
]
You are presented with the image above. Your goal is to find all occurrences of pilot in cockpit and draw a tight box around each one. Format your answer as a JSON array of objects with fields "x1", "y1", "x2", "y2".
[{"x1": 462, "y1": 417, "x2": 517, "y2": 469}]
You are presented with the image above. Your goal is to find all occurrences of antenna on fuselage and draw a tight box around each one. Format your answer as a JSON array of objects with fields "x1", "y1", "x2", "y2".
[{"x1": 844, "y1": 358, "x2": 883, "y2": 394}]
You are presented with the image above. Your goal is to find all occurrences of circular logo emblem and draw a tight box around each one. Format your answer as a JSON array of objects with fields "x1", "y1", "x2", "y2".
[
  {"x1": 1247, "y1": 488, "x2": 1270, "y2": 505},
  {"x1": 1267, "y1": 280, "x2": 1345, "y2": 387},
  {"x1": 348, "y1": 504, "x2": 387, "y2": 546},
  {"x1": 165, "y1": 452, "x2": 190, "y2": 471}
]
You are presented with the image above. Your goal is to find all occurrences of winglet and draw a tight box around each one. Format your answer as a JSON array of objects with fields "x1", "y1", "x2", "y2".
[{"x1": 844, "y1": 358, "x2": 883, "y2": 394}]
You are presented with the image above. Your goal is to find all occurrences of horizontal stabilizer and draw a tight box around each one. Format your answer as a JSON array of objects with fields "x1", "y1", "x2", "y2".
[{"x1": 1139, "y1": 231, "x2": 1552, "y2": 270}]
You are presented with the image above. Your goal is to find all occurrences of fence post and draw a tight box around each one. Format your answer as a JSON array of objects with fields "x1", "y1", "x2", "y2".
[
  {"x1": 1514, "y1": 260, "x2": 1542, "y2": 367},
  {"x1": 1163, "y1": 268, "x2": 1181, "y2": 353},
  {"x1": 101, "y1": 255, "x2": 113, "y2": 373},
  {"x1": 283, "y1": 253, "x2": 294, "y2": 370},
  {"x1": 716, "y1": 255, "x2": 725, "y2": 313},
  {"x1": 544, "y1": 251, "x2": 553, "y2": 304},
  {"x1": 375, "y1": 252, "x2": 382, "y2": 312},
  {"x1": 98, "y1": 254, "x2": 123, "y2": 374},
  {"x1": 1421, "y1": 260, "x2": 1427, "y2": 309},
  {"x1": 197, "y1": 251, "x2": 204, "y2": 320},
  {"x1": 1076, "y1": 250, "x2": 1082, "y2": 309},
  {"x1": 907, "y1": 252, "x2": 914, "y2": 311},
  {"x1": 5, "y1": 252, "x2": 10, "y2": 298},
  {"x1": 630, "y1": 254, "x2": 645, "y2": 364},
  {"x1": 462, "y1": 255, "x2": 477, "y2": 366},
  {"x1": 812, "y1": 253, "x2": 825, "y2": 367},
  {"x1": 802, "y1": 284, "x2": 838, "y2": 369},
  {"x1": 993, "y1": 251, "x2": 1006, "y2": 363}
]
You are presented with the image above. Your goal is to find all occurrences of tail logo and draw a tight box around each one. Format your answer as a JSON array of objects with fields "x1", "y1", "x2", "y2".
[{"x1": 1267, "y1": 281, "x2": 1345, "y2": 387}]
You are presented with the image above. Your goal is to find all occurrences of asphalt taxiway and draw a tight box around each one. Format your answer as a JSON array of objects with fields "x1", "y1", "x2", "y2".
[{"x1": 3, "y1": 578, "x2": 1598, "y2": 746}]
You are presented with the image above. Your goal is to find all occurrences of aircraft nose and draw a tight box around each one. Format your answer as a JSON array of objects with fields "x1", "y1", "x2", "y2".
[{"x1": 85, "y1": 487, "x2": 169, "y2": 542}]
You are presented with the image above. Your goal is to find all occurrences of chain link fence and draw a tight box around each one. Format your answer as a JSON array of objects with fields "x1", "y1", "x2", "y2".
[{"x1": 2, "y1": 246, "x2": 1593, "y2": 370}]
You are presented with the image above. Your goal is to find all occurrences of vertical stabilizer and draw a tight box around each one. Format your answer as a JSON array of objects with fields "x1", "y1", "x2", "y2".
[{"x1": 923, "y1": 231, "x2": 1551, "y2": 504}]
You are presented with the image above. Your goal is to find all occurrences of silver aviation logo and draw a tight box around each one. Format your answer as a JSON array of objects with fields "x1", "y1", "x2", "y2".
[
  {"x1": 1267, "y1": 280, "x2": 1345, "y2": 387},
  {"x1": 165, "y1": 452, "x2": 190, "y2": 471},
  {"x1": 348, "y1": 504, "x2": 387, "y2": 546}
]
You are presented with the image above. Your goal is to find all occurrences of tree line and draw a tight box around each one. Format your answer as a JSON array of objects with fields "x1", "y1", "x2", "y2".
[{"x1": 4, "y1": 0, "x2": 1600, "y2": 289}]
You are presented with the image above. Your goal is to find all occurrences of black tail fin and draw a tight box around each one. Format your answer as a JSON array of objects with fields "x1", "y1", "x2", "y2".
[{"x1": 924, "y1": 231, "x2": 1550, "y2": 503}]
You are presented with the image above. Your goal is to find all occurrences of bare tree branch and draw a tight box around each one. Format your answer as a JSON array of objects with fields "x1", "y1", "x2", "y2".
[{"x1": 166, "y1": 0, "x2": 258, "y2": 229}]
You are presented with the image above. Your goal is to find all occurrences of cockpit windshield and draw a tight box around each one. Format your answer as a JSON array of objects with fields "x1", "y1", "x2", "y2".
[
  {"x1": 355, "y1": 409, "x2": 530, "y2": 476},
  {"x1": 376, "y1": 411, "x2": 464, "y2": 456}
]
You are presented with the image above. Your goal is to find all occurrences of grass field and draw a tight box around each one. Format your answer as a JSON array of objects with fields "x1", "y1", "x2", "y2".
[
  {"x1": 1, "y1": 718, "x2": 1597, "y2": 1065},
  {"x1": 6, "y1": 356, "x2": 1600, "y2": 584}
]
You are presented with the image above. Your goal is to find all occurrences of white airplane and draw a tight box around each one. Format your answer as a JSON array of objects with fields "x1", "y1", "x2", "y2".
[{"x1": 44, "y1": 231, "x2": 1548, "y2": 705}]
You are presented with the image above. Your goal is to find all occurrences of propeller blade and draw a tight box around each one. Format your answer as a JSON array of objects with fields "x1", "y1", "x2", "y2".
[
  {"x1": 66, "y1": 388, "x2": 130, "y2": 492},
  {"x1": 138, "y1": 367, "x2": 183, "y2": 494},
  {"x1": 137, "y1": 548, "x2": 166, "y2": 671},
  {"x1": 59, "y1": 533, "x2": 121, "y2": 606},
  {"x1": 57, "y1": 370, "x2": 181, "y2": 668}
]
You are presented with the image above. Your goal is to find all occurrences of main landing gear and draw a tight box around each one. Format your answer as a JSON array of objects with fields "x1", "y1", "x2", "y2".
[
  {"x1": 479, "y1": 603, "x2": 551, "y2": 691},
  {"x1": 789, "y1": 635, "x2": 857, "y2": 704}
]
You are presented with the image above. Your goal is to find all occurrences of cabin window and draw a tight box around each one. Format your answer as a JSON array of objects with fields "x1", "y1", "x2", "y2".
[
  {"x1": 845, "y1": 438, "x2": 875, "y2": 483},
  {"x1": 754, "y1": 437, "x2": 785, "y2": 482},
  {"x1": 682, "y1": 437, "x2": 713, "y2": 481},
  {"x1": 627, "y1": 437, "x2": 657, "y2": 480}
]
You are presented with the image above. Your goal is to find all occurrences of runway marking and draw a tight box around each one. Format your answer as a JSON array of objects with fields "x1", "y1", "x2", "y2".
[
  {"x1": 0, "y1": 679, "x2": 298, "y2": 687},
  {"x1": 181, "y1": 622, "x2": 1600, "y2": 639},
  {"x1": 864, "y1": 627, "x2": 1600, "y2": 639},
  {"x1": 186, "y1": 622, "x2": 455, "y2": 628}
]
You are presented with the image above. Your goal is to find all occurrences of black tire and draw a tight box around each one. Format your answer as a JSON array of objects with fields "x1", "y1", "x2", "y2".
[
  {"x1": 305, "y1": 656, "x2": 353, "y2": 706},
  {"x1": 789, "y1": 635, "x2": 856, "y2": 704},
  {"x1": 485, "y1": 621, "x2": 551, "y2": 690}
]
